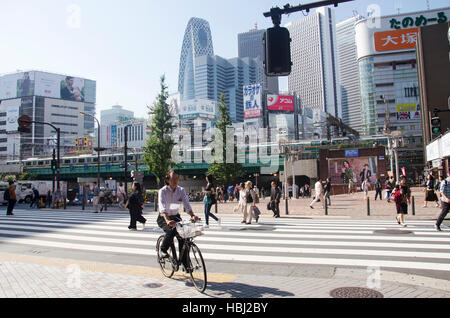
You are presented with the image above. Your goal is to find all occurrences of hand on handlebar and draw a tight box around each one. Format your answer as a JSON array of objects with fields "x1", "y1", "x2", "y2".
[
  {"x1": 166, "y1": 220, "x2": 176, "y2": 228},
  {"x1": 191, "y1": 215, "x2": 200, "y2": 223}
]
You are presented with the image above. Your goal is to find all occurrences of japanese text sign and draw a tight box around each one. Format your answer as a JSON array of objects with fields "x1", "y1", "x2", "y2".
[
  {"x1": 244, "y1": 84, "x2": 262, "y2": 119},
  {"x1": 374, "y1": 27, "x2": 418, "y2": 52}
]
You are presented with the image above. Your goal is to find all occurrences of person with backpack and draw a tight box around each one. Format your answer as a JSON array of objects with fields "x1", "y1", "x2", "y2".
[
  {"x1": 6, "y1": 181, "x2": 17, "y2": 216},
  {"x1": 394, "y1": 177, "x2": 411, "y2": 228},
  {"x1": 436, "y1": 172, "x2": 450, "y2": 232}
]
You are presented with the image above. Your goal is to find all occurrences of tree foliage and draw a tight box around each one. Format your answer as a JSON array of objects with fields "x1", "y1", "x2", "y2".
[
  {"x1": 207, "y1": 93, "x2": 244, "y2": 186},
  {"x1": 143, "y1": 76, "x2": 176, "y2": 188}
]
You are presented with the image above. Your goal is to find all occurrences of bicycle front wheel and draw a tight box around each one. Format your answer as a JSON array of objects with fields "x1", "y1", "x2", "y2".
[
  {"x1": 188, "y1": 243, "x2": 207, "y2": 293},
  {"x1": 156, "y1": 236, "x2": 175, "y2": 278}
]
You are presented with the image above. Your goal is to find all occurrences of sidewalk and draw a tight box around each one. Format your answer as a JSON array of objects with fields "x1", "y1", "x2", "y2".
[{"x1": 1, "y1": 253, "x2": 449, "y2": 298}]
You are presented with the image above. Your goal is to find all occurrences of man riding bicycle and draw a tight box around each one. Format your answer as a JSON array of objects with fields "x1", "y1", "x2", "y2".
[{"x1": 157, "y1": 170, "x2": 200, "y2": 269}]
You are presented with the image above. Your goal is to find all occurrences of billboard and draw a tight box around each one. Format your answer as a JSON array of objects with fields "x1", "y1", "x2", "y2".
[
  {"x1": 0, "y1": 72, "x2": 35, "y2": 99},
  {"x1": 243, "y1": 84, "x2": 262, "y2": 119},
  {"x1": 34, "y1": 72, "x2": 85, "y2": 102},
  {"x1": 329, "y1": 157, "x2": 378, "y2": 185},
  {"x1": 179, "y1": 99, "x2": 216, "y2": 120},
  {"x1": 0, "y1": 71, "x2": 95, "y2": 103},
  {"x1": 374, "y1": 28, "x2": 419, "y2": 53},
  {"x1": 267, "y1": 95, "x2": 294, "y2": 111}
]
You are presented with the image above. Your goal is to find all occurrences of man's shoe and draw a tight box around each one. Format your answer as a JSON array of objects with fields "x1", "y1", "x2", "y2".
[
  {"x1": 310, "y1": 206, "x2": 314, "y2": 209},
  {"x1": 129, "y1": 228, "x2": 137, "y2": 231},
  {"x1": 160, "y1": 251, "x2": 170, "y2": 259},
  {"x1": 435, "y1": 225, "x2": 442, "y2": 232}
]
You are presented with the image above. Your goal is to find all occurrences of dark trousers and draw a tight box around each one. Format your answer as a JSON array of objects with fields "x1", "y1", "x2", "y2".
[
  {"x1": 128, "y1": 208, "x2": 146, "y2": 229},
  {"x1": 157, "y1": 214, "x2": 188, "y2": 266},
  {"x1": 375, "y1": 190, "x2": 382, "y2": 201},
  {"x1": 7, "y1": 200, "x2": 16, "y2": 215},
  {"x1": 271, "y1": 201, "x2": 280, "y2": 217},
  {"x1": 436, "y1": 202, "x2": 450, "y2": 228},
  {"x1": 204, "y1": 202, "x2": 218, "y2": 225}
]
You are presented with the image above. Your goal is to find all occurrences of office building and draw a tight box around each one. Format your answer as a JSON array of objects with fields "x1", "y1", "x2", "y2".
[
  {"x1": 193, "y1": 55, "x2": 262, "y2": 123},
  {"x1": 0, "y1": 70, "x2": 96, "y2": 159},
  {"x1": 286, "y1": 7, "x2": 341, "y2": 119},
  {"x1": 336, "y1": 15, "x2": 364, "y2": 133},
  {"x1": 178, "y1": 17, "x2": 214, "y2": 101},
  {"x1": 238, "y1": 28, "x2": 279, "y2": 94},
  {"x1": 354, "y1": 7, "x2": 450, "y2": 178}
]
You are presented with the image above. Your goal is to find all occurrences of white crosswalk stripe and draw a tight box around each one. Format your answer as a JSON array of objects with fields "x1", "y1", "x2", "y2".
[{"x1": 0, "y1": 209, "x2": 449, "y2": 273}]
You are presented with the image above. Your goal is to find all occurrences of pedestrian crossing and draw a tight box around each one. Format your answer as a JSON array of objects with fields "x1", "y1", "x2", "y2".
[{"x1": 0, "y1": 209, "x2": 449, "y2": 273}]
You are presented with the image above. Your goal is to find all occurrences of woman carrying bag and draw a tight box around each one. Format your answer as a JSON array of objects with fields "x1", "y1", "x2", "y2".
[
  {"x1": 126, "y1": 182, "x2": 146, "y2": 231},
  {"x1": 243, "y1": 181, "x2": 257, "y2": 225}
]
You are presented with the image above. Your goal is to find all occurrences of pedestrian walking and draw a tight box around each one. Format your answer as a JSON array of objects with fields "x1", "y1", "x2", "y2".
[
  {"x1": 117, "y1": 182, "x2": 126, "y2": 208},
  {"x1": 30, "y1": 187, "x2": 40, "y2": 209},
  {"x1": 385, "y1": 177, "x2": 394, "y2": 203},
  {"x1": 5, "y1": 181, "x2": 17, "y2": 216},
  {"x1": 393, "y1": 177, "x2": 411, "y2": 227},
  {"x1": 125, "y1": 182, "x2": 146, "y2": 231},
  {"x1": 46, "y1": 190, "x2": 52, "y2": 208},
  {"x1": 324, "y1": 178, "x2": 332, "y2": 206},
  {"x1": 423, "y1": 174, "x2": 439, "y2": 208},
  {"x1": 362, "y1": 178, "x2": 370, "y2": 199},
  {"x1": 234, "y1": 183, "x2": 245, "y2": 219},
  {"x1": 310, "y1": 178, "x2": 324, "y2": 209},
  {"x1": 270, "y1": 181, "x2": 281, "y2": 218},
  {"x1": 375, "y1": 178, "x2": 383, "y2": 201},
  {"x1": 435, "y1": 172, "x2": 450, "y2": 232},
  {"x1": 437, "y1": 175, "x2": 445, "y2": 209},
  {"x1": 100, "y1": 184, "x2": 111, "y2": 212},
  {"x1": 242, "y1": 181, "x2": 257, "y2": 224},
  {"x1": 92, "y1": 182, "x2": 100, "y2": 213},
  {"x1": 203, "y1": 175, "x2": 220, "y2": 229}
]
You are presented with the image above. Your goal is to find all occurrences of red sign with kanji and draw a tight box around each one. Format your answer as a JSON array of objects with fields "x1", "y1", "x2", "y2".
[{"x1": 374, "y1": 27, "x2": 419, "y2": 52}]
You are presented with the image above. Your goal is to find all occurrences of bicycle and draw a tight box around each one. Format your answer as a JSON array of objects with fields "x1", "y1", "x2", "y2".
[{"x1": 156, "y1": 221, "x2": 207, "y2": 293}]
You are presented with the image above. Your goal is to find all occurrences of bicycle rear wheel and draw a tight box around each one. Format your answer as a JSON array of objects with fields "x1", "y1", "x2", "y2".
[
  {"x1": 187, "y1": 243, "x2": 207, "y2": 293},
  {"x1": 156, "y1": 236, "x2": 176, "y2": 278}
]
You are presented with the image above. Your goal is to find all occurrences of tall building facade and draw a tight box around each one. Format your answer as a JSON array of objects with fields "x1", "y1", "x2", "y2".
[
  {"x1": 194, "y1": 55, "x2": 262, "y2": 123},
  {"x1": 0, "y1": 71, "x2": 96, "y2": 159},
  {"x1": 354, "y1": 7, "x2": 450, "y2": 178},
  {"x1": 178, "y1": 17, "x2": 214, "y2": 101},
  {"x1": 238, "y1": 28, "x2": 279, "y2": 94},
  {"x1": 99, "y1": 105, "x2": 134, "y2": 149},
  {"x1": 287, "y1": 7, "x2": 341, "y2": 118},
  {"x1": 336, "y1": 15, "x2": 364, "y2": 133},
  {"x1": 354, "y1": 7, "x2": 450, "y2": 136}
]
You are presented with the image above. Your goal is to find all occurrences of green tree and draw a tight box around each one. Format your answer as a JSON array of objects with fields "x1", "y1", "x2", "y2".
[
  {"x1": 18, "y1": 172, "x2": 37, "y2": 181},
  {"x1": 207, "y1": 93, "x2": 244, "y2": 185},
  {"x1": 143, "y1": 75, "x2": 176, "y2": 188}
]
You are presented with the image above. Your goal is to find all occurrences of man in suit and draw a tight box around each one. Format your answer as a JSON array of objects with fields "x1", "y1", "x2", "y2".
[{"x1": 270, "y1": 182, "x2": 281, "y2": 218}]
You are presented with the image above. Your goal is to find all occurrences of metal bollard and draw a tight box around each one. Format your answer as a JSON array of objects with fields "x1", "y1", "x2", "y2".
[
  {"x1": 412, "y1": 196, "x2": 415, "y2": 216},
  {"x1": 367, "y1": 196, "x2": 371, "y2": 216}
]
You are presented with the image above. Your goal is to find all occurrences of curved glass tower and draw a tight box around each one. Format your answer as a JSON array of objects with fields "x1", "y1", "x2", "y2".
[{"x1": 178, "y1": 18, "x2": 214, "y2": 101}]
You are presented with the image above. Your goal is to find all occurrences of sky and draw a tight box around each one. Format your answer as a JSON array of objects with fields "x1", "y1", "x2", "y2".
[{"x1": 0, "y1": 0, "x2": 449, "y2": 121}]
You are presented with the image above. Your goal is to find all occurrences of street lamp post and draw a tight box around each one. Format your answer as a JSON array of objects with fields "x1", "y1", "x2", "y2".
[{"x1": 80, "y1": 112, "x2": 103, "y2": 187}]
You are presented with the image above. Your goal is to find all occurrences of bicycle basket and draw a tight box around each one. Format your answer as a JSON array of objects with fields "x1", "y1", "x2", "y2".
[{"x1": 176, "y1": 221, "x2": 204, "y2": 239}]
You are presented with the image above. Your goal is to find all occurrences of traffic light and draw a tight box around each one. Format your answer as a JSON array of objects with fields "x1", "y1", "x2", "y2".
[
  {"x1": 263, "y1": 26, "x2": 292, "y2": 76},
  {"x1": 431, "y1": 116, "x2": 442, "y2": 135},
  {"x1": 51, "y1": 160, "x2": 57, "y2": 171}
]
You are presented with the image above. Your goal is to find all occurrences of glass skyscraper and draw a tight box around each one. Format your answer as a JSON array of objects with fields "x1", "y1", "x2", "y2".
[{"x1": 178, "y1": 17, "x2": 214, "y2": 101}]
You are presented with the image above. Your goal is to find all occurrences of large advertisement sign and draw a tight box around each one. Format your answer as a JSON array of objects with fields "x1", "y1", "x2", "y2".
[
  {"x1": 6, "y1": 105, "x2": 20, "y2": 133},
  {"x1": 374, "y1": 28, "x2": 419, "y2": 53},
  {"x1": 0, "y1": 71, "x2": 94, "y2": 103},
  {"x1": 394, "y1": 81, "x2": 421, "y2": 121},
  {"x1": 267, "y1": 95, "x2": 294, "y2": 111},
  {"x1": 244, "y1": 84, "x2": 262, "y2": 119},
  {"x1": 0, "y1": 72, "x2": 35, "y2": 99},
  {"x1": 179, "y1": 99, "x2": 216, "y2": 120},
  {"x1": 34, "y1": 72, "x2": 85, "y2": 102},
  {"x1": 329, "y1": 157, "x2": 378, "y2": 185}
]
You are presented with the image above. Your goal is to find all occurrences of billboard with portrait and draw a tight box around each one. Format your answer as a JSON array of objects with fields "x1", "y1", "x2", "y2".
[
  {"x1": 328, "y1": 157, "x2": 378, "y2": 185},
  {"x1": 0, "y1": 72, "x2": 35, "y2": 99},
  {"x1": 0, "y1": 71, "x2": 94, "y2": 103}
]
